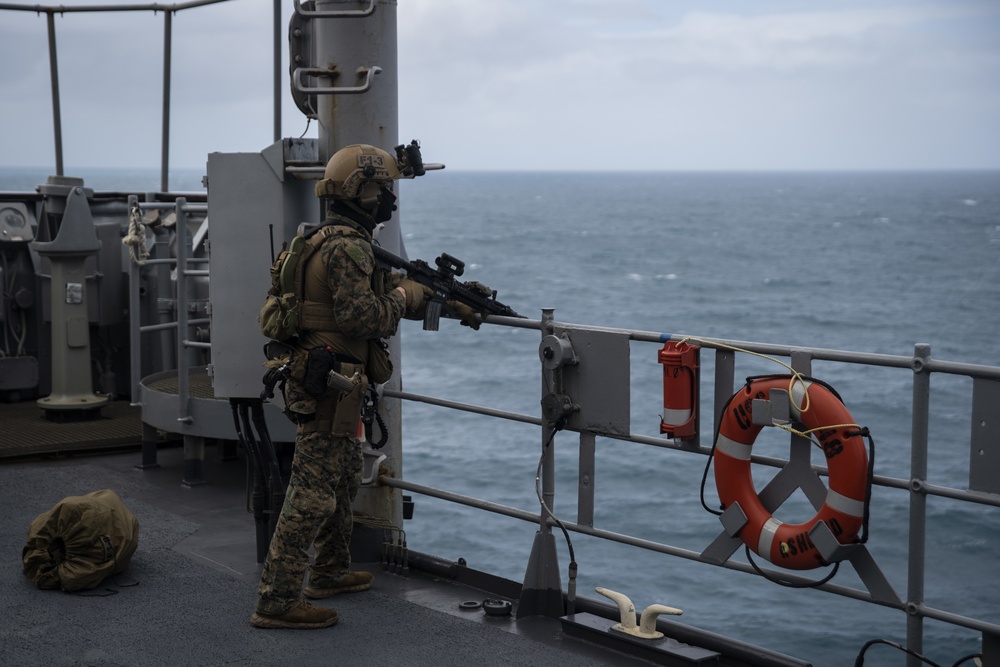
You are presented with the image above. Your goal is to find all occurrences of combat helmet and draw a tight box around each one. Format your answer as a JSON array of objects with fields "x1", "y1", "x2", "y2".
[{"x1": 315, "y1": 144, "x2": 401, "y2": 213}]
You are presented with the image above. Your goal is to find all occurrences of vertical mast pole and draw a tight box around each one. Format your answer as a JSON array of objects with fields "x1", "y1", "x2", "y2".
[
  {"x1": 313, "y1": 0, "x2": 403, "y2": 539},
  {"x1": 160, "y1": 8, "x2": 173, "y2": 192},
  {"x1": 45, "y1": 10, "x2": 64, "y2": 176}
]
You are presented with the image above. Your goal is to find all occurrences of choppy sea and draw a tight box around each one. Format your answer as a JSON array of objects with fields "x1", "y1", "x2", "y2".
[
  {"x1": 399, "y1": 170, "x2": 1000, "y2": 667},
  {"x1": 4, "y1": 167, "x2": 998, "y2": 666}
]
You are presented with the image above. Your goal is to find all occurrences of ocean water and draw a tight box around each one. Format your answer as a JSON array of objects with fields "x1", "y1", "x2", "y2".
[
  {"x1": 393, "y1": 171, "x2": 1000, "y2": 666},
  {"x1": 0, "y1": 166, "x2": 207, "y2": 194},
  {"x1": 4, "y1": 168, "x2": 998, "y2": 665}
]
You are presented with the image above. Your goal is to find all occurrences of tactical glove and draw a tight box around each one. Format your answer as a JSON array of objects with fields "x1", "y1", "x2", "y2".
[
  {"x1": 396, "y1": 277, "x2": 432, "y2": 313},
  {"x1": 446, "y1": 301, "x2": 481, "y2": 330}
]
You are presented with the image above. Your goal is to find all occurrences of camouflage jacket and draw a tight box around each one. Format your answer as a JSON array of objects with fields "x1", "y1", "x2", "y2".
[{"x1": 285, "y1": 214, "x2": 406, "y2": 416}]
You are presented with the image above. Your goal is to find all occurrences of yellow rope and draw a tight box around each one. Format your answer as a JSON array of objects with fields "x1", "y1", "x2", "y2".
[
  {"x1": 676, "y1": 336, "x2": 861, "y2": 446},
  {"x1": 677, "y1": 335, "x2": 810, "y2": 410},
  {"x1": 773, "y1": 422, "x2": 862, "y2": 450}
]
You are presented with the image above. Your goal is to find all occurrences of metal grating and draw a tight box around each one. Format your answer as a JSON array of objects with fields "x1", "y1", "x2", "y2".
[
  {"x1": 145, "y1": 370, "x2": 218, "y2": 399},
  {"x1": 0, "y1": 399, "x2": 144, "y2": 459}
]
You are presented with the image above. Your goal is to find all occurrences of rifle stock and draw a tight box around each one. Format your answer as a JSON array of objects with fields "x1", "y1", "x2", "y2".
[{"x1": 373, "y1": 245, "x2": 522, "y2": 331}]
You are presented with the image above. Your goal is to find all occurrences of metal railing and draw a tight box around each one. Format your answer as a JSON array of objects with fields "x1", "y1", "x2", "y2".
[
  {"x1": 126, "y1": 195, "x2": 209, "y2": 423},
  {"x1": 377, "y1": 310, "x2": 1000, "y2": 665},
  {"x1": 114, "y1": 195, "x2": 1000, "y2": 661}
]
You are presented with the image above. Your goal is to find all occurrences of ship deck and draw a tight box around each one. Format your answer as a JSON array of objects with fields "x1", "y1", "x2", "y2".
[
  {"x1": 1, "y1": 440, "x2": 630, "y2": 667},
  {"x1": 0, "y1": 399, "x2": 811, "y2": 667}
]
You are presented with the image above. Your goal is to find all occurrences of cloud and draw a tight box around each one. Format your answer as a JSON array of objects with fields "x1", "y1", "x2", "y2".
[
  {"x1": 646, "y1": 8, "x2": 929, "y2": 69},
  {"x1": 398, "y1": 2, "x2": 1000, "y2": 170},
  {"x1": 1, "y1": 0, "x2": 997, "y2": 171}
]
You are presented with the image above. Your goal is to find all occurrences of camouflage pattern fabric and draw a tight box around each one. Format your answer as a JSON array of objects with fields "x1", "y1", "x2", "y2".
[
  {"x1": 256, "y1": 432, "x2": 362, "y2": 615},
  {"x1": 297, "y1": 218, "x2": 405, "y2": 361},
  {"x1": 255, "y1": 214, "x2": 405, "y2": 616}
]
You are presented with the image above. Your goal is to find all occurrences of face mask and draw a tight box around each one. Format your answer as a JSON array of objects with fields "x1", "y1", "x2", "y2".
[{"x1": 374, "y1": 186, "x2": 397, "y2": 222}]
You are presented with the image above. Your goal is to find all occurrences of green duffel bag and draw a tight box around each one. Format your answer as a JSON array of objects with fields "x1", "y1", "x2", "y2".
[{"x1": 22, "y1": 489, "x2": 140, "y2": 592}]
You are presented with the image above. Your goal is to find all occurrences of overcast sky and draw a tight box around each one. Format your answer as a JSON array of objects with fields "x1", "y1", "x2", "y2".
[{"x1": 0, "y1": 0, "x2": 997, "y2": 171}]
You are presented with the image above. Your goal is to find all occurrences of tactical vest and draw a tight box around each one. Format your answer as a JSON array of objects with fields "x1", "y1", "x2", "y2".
[
  {"x1": 297, "y1": 221, "x2": 386, "y2": 363},
  {"x1": 262, "y1": 218, "x2": 393, "y2": 434}
]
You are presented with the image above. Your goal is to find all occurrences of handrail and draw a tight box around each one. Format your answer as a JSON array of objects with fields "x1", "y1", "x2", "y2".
[
  {"x1": 292, "y1": 0, "x2": 376, "y2": 18},
  {"x1": 562, "y1": 323, "x2": 1000, "y2": 380},
  {"x1": 291, "y1": 65, "x2": 382, "y2": 96},
  {"x1": 379, "y1": 313, "x2": 1000, "y2": 657},
  {"x1": 126, "y1": 195, "x2": 209, "y2": 428},
  {"x1": 114, "y1": 186, "x2": 999, "y2": 657},
  {"x1": 386, "y1": 470, "x2": 1000, "y2": 641},
  {"x1": 0, "y1": 1, "x2": 230, "y2": 11}
]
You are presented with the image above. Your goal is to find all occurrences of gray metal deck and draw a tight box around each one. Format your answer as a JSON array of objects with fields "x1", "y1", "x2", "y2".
[{"x1": 0, "y1": 444, "x2": 641, "y2": 667}]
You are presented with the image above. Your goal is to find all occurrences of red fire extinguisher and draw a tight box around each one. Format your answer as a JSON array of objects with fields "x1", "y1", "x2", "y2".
[{"x1": 658, "y1": 341, "x2": 699, "y2": 440}]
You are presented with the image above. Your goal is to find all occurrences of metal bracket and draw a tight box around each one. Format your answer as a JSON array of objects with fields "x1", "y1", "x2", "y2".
[
  {"x1": 550, "y1": 327, "x2": 630, "y2": 437},
  {"x1": 292, "y1": 65, "x2": 382, "y2": 96},
  {"x1": 361, "y1": 447, "x2": 386, "y2": 485},
  {"x1": 752, "y1": 389, "x2": 790, "y2": 426},
  {"x1": 293, "y1": 0, "x2": 376, "y2": 18},
  {"x1": 700, "y1": 502, "x2": 749, "y2": 564},
  {"x1": 540, "y1": 392, "x2": 578, "y2": 424},
  {"x1": 719, "y1": 501, "x2": 749, "y2": 538},
  {"x1": 810, "y1": 522, "x2": 902, "y2": 604},
  {"x1": 809, "y1": 518, "x2": 860, "y2": 563},
  {"x1": 970, "y1": 377, "x2": 1000, "y2": 495},
  {"x1": 702, "y1": 501, "x2": 902, "y2": 604},
  {"x1": 539, "y1": 334, "x2": 577, "y2": 369}
]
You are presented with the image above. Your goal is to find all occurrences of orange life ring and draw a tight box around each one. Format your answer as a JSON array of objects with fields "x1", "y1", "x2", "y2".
[{"x1": 713, "y1": 375, "x2": 869, "y2": 570}]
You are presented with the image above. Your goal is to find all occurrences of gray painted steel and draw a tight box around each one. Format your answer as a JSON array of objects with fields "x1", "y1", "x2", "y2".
[{"x1": 0, "y1": 453, "x2": 617, "y2": 667}]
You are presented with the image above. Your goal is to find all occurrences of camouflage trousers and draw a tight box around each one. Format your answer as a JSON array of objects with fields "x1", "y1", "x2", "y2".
[{"x1": 255, "y1": 431, "x2": 363, "y2": 615}]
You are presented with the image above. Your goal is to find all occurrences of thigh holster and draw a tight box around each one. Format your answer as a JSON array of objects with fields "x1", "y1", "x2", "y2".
[{"x1": 297, "y1": 362, "x2": 368, "y2": 437}]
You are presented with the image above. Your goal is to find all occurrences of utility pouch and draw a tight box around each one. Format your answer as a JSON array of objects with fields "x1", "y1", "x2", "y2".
[
  {"x1": 303, "y1": 346, "x2": 340, "y2": 398},
  {"x1": 367, "y1": 338, "x2": 393, "y2": 385},
  {"x1": 332, "y1": 363, "x2": 368, "y2": 437}
]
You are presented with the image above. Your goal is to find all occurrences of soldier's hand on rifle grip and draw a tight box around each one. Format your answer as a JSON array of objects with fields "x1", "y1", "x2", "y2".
[
  {"x1": 396, "y1": 278, "x2": 432, "y2": 315},
  {"x1": 447, "y1": 301, "x2": 481, "y2": 330}
]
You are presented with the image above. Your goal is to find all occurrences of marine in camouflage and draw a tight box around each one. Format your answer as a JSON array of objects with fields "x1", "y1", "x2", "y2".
[{"x1": 255, "y1": 212, "x2": 406, "y2": 617}]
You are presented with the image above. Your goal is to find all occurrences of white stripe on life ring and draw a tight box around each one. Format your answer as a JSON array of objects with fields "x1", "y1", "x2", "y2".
[
  {"x1": 825, "y1": 488, "x2": 866, "y2": 518},
  {"x1": 758, "y1": 516, "x2": 783, "y2": 559},
  {"x1": 716, "y1": 433, "x2": 752, "y2": 461}
]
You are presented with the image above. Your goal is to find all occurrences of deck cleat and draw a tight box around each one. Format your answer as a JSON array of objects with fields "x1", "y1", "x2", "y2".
[{"x1": 596, "y1": 587, "x2": 683, "y2": 640}]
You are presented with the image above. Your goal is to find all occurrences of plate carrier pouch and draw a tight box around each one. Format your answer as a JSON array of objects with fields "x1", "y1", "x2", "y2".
[
  {"x1": 259, "y1": 233, "x2": 308, "y2": 342},
  {"x1": 22, "y1": 489, "x2": 140, "y2": 592},
  {"x1": 259, "y1": 225, "x2": 369, "y2": 343}
]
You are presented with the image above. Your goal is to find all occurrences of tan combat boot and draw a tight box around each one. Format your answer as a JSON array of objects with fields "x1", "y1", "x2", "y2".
[
  {"x1": 250, "y1": 601, "x2": 339, "y2": 629},
  {"x1": 303, "y1": 571, "x2": 374, "y2": 599}
]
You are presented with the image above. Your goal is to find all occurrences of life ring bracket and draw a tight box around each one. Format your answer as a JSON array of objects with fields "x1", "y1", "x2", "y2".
[
  {"x1": 809, "y1": 520, "x2": 863, "y2": 563},
  {"x1": 751, "y1": 389, "x2": 792, "y2": 427},
  {"x1": 719, "y1": 500, "x2": 859, "y2": 565},
  {"x1": 719, "y1": 501, "x2": 749, "y2": 539}
]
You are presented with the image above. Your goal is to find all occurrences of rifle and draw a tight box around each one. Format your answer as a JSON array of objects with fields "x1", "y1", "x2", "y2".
[{"x1": 373, "y1": 245, "x2": 522, "y2": 331}]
